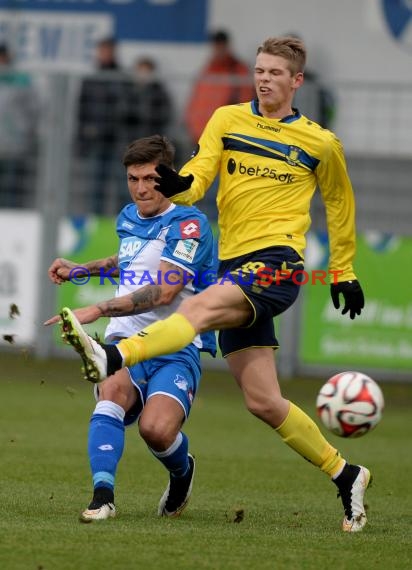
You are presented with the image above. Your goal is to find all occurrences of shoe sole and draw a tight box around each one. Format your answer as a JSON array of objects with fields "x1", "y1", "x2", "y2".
[
  {"x1": 158, "y1": 454, "x2": 195, "y2": 518},
  {"x1": 60, "y1": 308, "x2": 102, "y2": 383}
]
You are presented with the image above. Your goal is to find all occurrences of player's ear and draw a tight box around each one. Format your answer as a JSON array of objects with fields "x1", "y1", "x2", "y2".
[{"x1": 293, "y1": 71, "x2": 304, "y2": 89}]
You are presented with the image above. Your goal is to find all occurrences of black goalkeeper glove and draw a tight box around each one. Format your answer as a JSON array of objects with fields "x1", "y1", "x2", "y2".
[
  {"x1": 154, "y1": 164, "x2": 194, "y2": 198},
  {"x1": 330, "y1": 280, "x2": 365, "y2": 320}
]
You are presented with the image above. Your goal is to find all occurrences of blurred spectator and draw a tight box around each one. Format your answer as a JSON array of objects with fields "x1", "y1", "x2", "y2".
[
  {"x1": 76, "y1": 37, "x2": 129, "y2": 215},
  {"x1": 0, "y1": 43, "x2": 39, "y2": 208},
  {"x1": 288, "y1": 34, "x2": 336, "y2": 128},
  {"x1": 293, "y1": 68, "x2": 336, "y2": 129},
  {"x1": 121, "y1": 57, "x2": 173, "y2": 144},
  {"x1": 185, "y1": 30, "x2": 255, "y2": 144}
]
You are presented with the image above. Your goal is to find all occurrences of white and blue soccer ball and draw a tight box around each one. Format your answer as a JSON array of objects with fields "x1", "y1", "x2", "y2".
[{"x1": 316, "y1": 371, "x2": 384, "y2": 438}]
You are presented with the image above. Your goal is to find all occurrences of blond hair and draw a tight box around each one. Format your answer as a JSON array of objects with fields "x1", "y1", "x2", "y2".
[{"x1": 257, "y1": 37, "x2": 306, "y2": 75}]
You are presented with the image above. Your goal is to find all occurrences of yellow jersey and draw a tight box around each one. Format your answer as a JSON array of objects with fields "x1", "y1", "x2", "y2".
[{"x1": 175, "y1": 100, "x2": 357, "y2": 282}]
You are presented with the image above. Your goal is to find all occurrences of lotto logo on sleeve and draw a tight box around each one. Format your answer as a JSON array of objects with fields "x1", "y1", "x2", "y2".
[
  {"x1": 180, "y1": 219, "x2": 200, "y2": 238},
  {"x1": 173, "y1": 239, "x2": 199, "y2": 263}
]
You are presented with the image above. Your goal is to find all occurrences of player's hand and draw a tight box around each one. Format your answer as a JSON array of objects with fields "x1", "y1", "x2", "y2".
[
  {"x1": 44, "y1": 305, "x2": 102, "y2": 326},
  {"x1": 154, "y1": 164, "x2": 193, "y2": 198},
  {"x1": 330, "y1": 280, "x2": 365, "y2": 320},
  {"x1": 48, "y1": 258, "x2": 78, "y2": 284}
]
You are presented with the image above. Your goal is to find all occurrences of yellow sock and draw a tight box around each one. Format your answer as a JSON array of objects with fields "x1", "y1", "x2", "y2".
[
  {"x1": 117, "y1": 313, "x2": 196, "y2": 367},
  {"x1": 276, "y1": 402, "x2": 345, "y2": 478}
]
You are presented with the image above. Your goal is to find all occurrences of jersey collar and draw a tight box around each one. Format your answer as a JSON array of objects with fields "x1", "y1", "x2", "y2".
[
  {"x1": 136, "y1": 202, "x2": 176, "y2": 220},
  {"x1": 251, "y1": 99, "x2": 301, "y2": 123}
]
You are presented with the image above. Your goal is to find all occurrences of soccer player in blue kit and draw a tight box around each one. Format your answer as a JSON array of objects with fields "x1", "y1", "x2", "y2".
[
  {"x1": 59, "y1": 37, "x2": 370, "y2": 532},
  {"x1": 47, "y1": 135, "x2": 216, "y2": 521}
]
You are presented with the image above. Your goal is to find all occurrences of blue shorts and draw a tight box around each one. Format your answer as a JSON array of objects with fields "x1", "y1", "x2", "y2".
[
  {"x1": 217, "y1": 246, "x2": 304, "y2": 357},
  {"x1": 124, "y1": 344, "x2": 201, "y2": 426}
]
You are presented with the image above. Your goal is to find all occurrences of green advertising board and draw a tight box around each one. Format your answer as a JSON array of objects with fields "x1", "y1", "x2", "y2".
[
  {"x1": 54, "y1": 216, "x2": 119, "y2": 348},
  {"x1": 299, "y1": 231, "x2": 412, "y2": 370}
]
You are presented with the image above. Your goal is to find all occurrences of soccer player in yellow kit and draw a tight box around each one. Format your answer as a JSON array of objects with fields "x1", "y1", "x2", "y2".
[{"x1": 60, "y1": 37, "x2": 369, "y2": 532}]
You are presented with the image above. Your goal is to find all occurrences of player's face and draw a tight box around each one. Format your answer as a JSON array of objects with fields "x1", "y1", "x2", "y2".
[
  {"x1": 126, "y1": 162, "x2": 170, "y2": 217},
  {"x1": 254, "y1": 52, "x2": 303, "y2": 117}
]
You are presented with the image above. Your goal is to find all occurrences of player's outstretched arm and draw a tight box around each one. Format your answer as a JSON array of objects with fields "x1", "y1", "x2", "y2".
[
  {"x1": 47, "y1": 254, "x2": 119, "y2": 284},
  {"x1": 44, "y1": 260, "x2": 189, "y2": 326},
  {"x1": 44, "y1": 304, "x2": 103, "y2": 326},
  {"x1": 48, "y1": 257, "x2": 80, "y2": 284},
  {"x1": 93, "y1": 260, "x2": 189, "y2": 318}
]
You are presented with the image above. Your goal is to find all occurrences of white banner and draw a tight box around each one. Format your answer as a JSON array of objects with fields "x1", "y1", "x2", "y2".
[{"x1": 0, "y1": 210, "x2": 42, "y2": 345}]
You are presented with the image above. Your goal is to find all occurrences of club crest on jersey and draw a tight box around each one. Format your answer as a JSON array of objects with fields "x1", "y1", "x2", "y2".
[
  {"x1": 180, "y1": 219, "x2": 200, "y2": 238},
  {"x1": 286, "y1": 145, "x2": 301, "y2": 166}
]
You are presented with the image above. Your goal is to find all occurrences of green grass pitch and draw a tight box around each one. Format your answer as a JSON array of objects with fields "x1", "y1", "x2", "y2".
[{"x1": 0, "y1": 352, "x2": 411, "y2": 570}]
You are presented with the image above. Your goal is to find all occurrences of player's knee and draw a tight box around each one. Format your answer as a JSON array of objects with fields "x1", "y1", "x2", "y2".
[
  {"x1": 245, "y1": 393, "x2": 289, "y2": 427},
  {"x1": 98, "y1": 377, "x2": 129, "y2": 405},
  {"x1": 139, "y1": 417, "x2": 177, "y2": 449}
]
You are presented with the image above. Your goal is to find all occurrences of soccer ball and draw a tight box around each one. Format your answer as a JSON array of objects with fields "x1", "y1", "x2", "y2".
[{"x1": 316, "y1": 371, "x2": 384, "y2": 438}]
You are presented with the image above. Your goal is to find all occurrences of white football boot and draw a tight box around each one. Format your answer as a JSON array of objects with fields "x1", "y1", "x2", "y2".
[
  {"x1": 80, "y1": 502, "x2": 116, "y2": 523},
  {"x1": 336, "y1": 464, "x2": 371, "y2": 532},
  {"x1": 60, "y1": 307, "x2": 108, "y2": 383}
]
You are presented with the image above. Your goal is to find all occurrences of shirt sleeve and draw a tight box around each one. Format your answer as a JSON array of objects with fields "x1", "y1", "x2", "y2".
[
  {"x1": 316, "y1": 134, "x2": 358, "y2": 282},
  {"x1": 172, "y1": 107, "x2": 228, "y2": 206}
]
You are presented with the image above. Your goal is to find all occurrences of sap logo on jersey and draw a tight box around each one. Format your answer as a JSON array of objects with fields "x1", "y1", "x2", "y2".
[
  {"x1": 180, "y1": 219, "x2": 200, "y2": 238},
  {"x1": 119, "y1": 237, "x2": 144, "y2": 261},
  {"x1": 173, "y1": 239, "x2": 199, "y2": 263}
]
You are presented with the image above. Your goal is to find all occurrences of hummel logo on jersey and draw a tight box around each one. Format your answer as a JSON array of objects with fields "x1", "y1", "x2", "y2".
[
  {"x1": 180, "y1": 220, "x2": 200, "y2": 238},
  {"x1": 256, "y1": 121, "x2": 281, "y2": 133}
]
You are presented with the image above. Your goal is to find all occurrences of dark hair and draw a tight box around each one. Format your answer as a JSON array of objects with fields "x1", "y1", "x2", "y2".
[
  {"x1": 0, "y1": 43, "x2": 10, "y2": 58},
  {"x1": 135, "y1": 57, "x2": 157, "y2": 71},
  {"x1": 97, "y1": 37, "x2": 117, "y2": 48},
  {"x1": 209, "y1": 30, "x2": 230, "y2": 44},
  {"x1": 122, "y1": 135, "x2": 175, "y2": 168}
]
